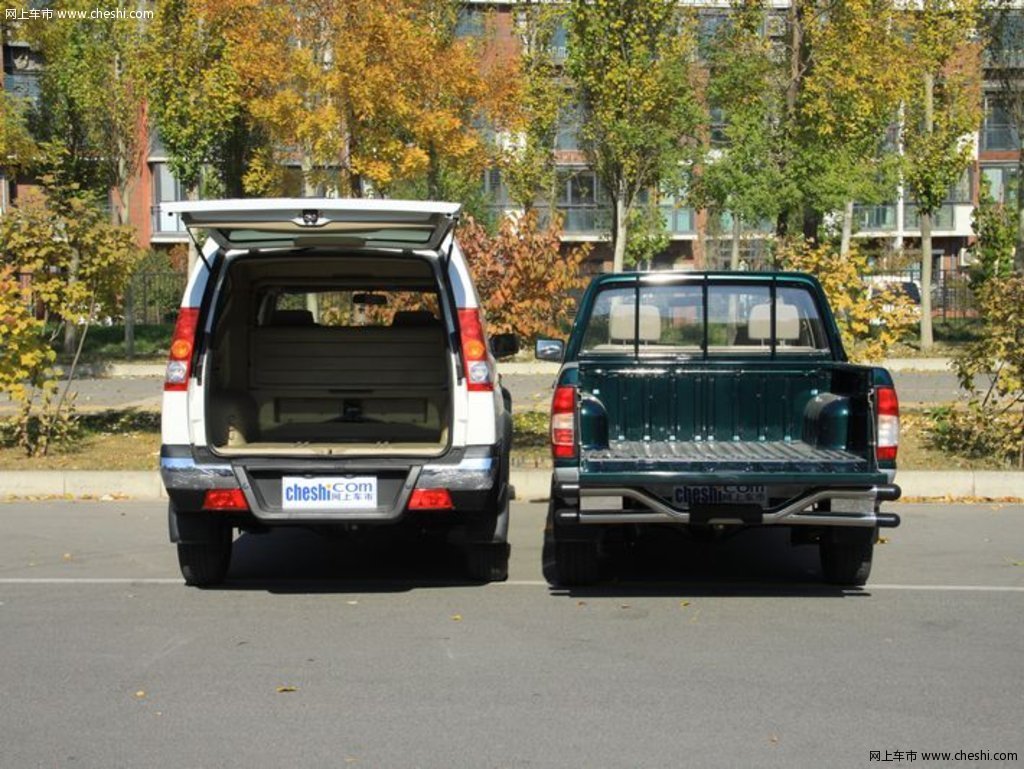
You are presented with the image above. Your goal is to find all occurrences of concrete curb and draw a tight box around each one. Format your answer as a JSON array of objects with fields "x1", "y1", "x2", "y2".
[
  {"x1": 77, "y1": 358, "x2": 956, "y2": 379},
  {"x1": 2, "y1": 469, "x2": 1022, "y2": 502}
]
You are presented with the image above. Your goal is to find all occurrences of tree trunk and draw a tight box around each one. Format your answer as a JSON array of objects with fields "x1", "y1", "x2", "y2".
[
  {"x1": 840, "y1": 200, "x2": 854, "y2": 256},
  {"x1": 123, "y1": 279, "x2": 134, "y2": 360},
  {"x1": 62, "y1": 246, "x2": 81, "y2": 356},
  {"x1": 919, "y1": 73, "x2": 935, "y2": 351},
  {"x1": 729, "y1": 213, "x2": 741, "y2": 270},
  {"x1": 612, "y1": 196, "x2": 628, "y2": 273},
  {"x1": 1016, "y1": 151, "x2": 1024, "y2": 272},
  {"x1": 301, "y1": 151, "x2": 318, "y2": 197},
  {"x1": 920, "y1": 211, "x2": 934, "y2": 350}
]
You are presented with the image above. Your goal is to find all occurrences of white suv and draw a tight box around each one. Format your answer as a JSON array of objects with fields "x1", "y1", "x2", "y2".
[{"x1": 160, "y1": 199, "x2": 516, "y2": 586}]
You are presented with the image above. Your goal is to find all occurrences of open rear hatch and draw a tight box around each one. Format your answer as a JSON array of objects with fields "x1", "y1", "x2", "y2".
[
  {"x1": 164, "y1": 198, "x2": 460, "y2": 252},
  {"x1": 166, "y1": 199, "x2": 463, "y2": 459}
]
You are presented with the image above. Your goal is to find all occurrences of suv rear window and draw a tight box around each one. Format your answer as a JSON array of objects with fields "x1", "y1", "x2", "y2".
[{"x1": 579, "y1": 281, "x2": 830, "y2": 357}]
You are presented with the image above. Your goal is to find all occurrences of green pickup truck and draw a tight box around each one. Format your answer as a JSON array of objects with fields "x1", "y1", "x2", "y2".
[{"x1": 538, "y1": 271, "x2": 901, "y2": 587}]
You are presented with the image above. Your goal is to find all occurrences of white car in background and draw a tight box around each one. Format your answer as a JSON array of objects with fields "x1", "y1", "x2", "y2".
[{"x1": 160, "y1": 199, "x2": 517, "y2": 586}]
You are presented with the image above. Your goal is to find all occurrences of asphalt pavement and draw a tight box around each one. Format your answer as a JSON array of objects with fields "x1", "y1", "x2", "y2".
[
  {"x1": 1, "y1": 500, "x2": 1021, "y2": 768},
  {"x1": 0, "y1": 371, "x2": 985, "y2": 415}
]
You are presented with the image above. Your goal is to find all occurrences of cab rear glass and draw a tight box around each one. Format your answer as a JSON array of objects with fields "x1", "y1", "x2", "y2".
[{"x1": 578, "y1": 280, "x2": 831, "y2": 358}]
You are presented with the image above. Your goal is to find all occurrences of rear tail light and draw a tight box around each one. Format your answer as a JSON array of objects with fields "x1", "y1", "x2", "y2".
[
  {"x1": 550, "y1": 385, "x2": 577, "y2": 459},
  {"x1": 408, "y1": 488, "x2": 454, "y2": 510},
  {"x1": 876, "y1": 386, "x2": 899, "y2": 462},
  {"x1": 457, "y1": 308, "x2": 493, "y2": 392},
  {"x1": 165, "y1": 307, "x2": 200, "y2": 391},
  {"x1": 202, "y1": 488, "x2": 249, "y2": 511}
]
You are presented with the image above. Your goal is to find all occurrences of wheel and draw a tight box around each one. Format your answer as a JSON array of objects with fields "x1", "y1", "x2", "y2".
[
  {"x1": 177, "y1": 538, "x2": 232, "y2": 587},
  {"x1": 465, "y1": 542, "x2": 510, "y2": 582},
  {"x1": 546, "y1": 541, "x2": 600, "y2": 587},
  {"x1": 819, "y1": 527, "x2": 875, "y2": 586}
]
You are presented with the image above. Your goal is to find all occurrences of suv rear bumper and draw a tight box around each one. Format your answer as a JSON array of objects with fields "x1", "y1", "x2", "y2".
[{"x1": 161, "y1": 444, "x2": 500, "y2": 523}]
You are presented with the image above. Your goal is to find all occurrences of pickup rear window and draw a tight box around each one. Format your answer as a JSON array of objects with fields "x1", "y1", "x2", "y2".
[{"x1": 579, "y1": 281, "x2": 831, "y2": 357}]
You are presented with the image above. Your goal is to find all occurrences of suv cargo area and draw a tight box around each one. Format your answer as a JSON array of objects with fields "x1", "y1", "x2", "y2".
[{"x1": 205, "y1": 254, "x2": 452, "y2": 457}]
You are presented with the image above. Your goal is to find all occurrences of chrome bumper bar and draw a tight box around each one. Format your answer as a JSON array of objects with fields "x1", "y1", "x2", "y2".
[{"x1": 564, "y1": 486, "x2": 901, "y2": 528}]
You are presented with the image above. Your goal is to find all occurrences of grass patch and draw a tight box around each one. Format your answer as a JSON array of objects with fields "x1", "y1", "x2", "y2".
[{"x1": 52, "y1": 324, "x2": 174, "y2": 363}]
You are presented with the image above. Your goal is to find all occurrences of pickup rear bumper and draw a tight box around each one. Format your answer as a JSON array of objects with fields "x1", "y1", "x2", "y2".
[{"x1": 557, "y1": 484, "x2": 901, "y2": 529}]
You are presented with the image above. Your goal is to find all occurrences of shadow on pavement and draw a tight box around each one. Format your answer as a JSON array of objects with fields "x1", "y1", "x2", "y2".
[
  {"x1": 544, "y1": 526, "x2": 869, "y2": 599},
  {"x1": 218, "y1": 527, "x2": 478, "y2": 594}
]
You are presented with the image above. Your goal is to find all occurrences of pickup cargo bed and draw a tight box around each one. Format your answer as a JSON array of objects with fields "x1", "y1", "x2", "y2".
[{"x1": 581, "y1": 439, "x2": 868, "y2": 474}]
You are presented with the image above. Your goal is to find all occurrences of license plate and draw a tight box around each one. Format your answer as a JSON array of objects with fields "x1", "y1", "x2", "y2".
[
  {"x1": 673, "y1": 485, "x2": 767, "y2": 510},
  {"x1": 282, "y1": 476, "x2": 377, "y2": 511}
]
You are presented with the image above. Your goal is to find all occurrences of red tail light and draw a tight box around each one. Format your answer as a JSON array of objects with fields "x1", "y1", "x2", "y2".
[
  {"x1": 202, "y1": 488, "x2": 249, "y2": 511},
  {"x1": 164, "y1": 307, "x2": 200, "y2": 392},
  {"x1": 409, "y1": 488, "x2": 454, "y2": 510},
  {"x1": 457, "y1": 308, "x2": 493, "y2": 392},
  {"x1": 551, "y1": 385, "x2": 577, "y2": 459},
  {"x1": 876, "y1": 386, "x2": 899, "y2": 462}
]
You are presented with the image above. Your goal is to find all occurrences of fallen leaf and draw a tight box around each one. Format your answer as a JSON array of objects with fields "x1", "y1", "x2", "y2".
[
  {"x1": 1009, "y1": 560, "x2": 1024, "y2": 567},
  {"x1": 769, "y1": 734, "x2": 779, "y2": 745},
  {"x1": 450, "y1": 614, "x2": 463, "y2": 622},
  {"x1": 276, "y1": 686, "x2": 298, "y2": 693},
  {"x1": 576, "y1": 600, "x2": 587, "y2": 607},
  {"x1": 100, "y1": 494, "x2": 114, "y2": 502},
  {"x1": 619, "y1": 604, "x2": 631, "y2": 610},
  {"x1": 135, "y1": 690, "x2": 146, "y2": 699},
  {"x1": 877, "y1": 536, "x2": 890, "y2": 545},
  {"x1": 62, "y1": 553, "x2": 73, "y2": 561},
  {"x1": 679, "y1": 600, "x2": 691, "y2": 608}
]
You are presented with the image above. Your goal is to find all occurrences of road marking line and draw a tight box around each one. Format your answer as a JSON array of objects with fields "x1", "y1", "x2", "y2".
[
  {"x1": 869, "y1": 584, "x2": 1024, "y2": 593},
  {"x1": 0, "y1": 578, "x2": 182, "y2": 584}
]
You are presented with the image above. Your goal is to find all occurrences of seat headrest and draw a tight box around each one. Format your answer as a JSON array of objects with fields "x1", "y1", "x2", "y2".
[
  {"x1": 609, "y1": 303, "x2": 661, "y2": 343},
  {"x1": 748, "y1": 302, "x2": 800, "y2": 342},
  {"x1": 270, "y1": 309, "x2": 315, "y2": 326},
  {"x1": 391, "y1": 310, "x2": 438, "y2": 327}
]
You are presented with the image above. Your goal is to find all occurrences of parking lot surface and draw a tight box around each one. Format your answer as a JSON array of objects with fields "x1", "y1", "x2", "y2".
[{"x1": 1, "y1": 501, "x2": 1021, "y2": 768}]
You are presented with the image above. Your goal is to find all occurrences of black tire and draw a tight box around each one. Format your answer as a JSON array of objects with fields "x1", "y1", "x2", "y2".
[
  {"x1": 819, "y1": 527, "x2": 875, "y2": 586},
  {"x1": 177, "y1": 539, "x2": 232, "y2": 587},
  {"x1": 549, "y1": 541, "x2": 600, "y2": 587},
  {"x1": 465, "y1": 542, "x2": 510, "y2": 582}
]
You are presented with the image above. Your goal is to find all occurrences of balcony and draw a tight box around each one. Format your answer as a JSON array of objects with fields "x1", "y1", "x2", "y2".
[
  {"x1": 855, "y1": 203, "x2": 957, "y2": 233},
  {"x1": 905, "y1": 204, "x2": 956, "y2": 231},
  {"x1": 661, "y1": 205, "x2": 695, "y2": 234}
]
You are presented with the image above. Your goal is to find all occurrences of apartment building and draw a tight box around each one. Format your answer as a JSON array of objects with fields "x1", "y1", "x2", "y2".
[{"x1": 3, "y1": 1, "x2": 1021, "y2": 279}]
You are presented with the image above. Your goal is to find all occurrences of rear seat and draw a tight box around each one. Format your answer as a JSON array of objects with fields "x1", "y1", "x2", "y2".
[{"x1": 239, "y1": 321, "x2": 449, "y2": 444}]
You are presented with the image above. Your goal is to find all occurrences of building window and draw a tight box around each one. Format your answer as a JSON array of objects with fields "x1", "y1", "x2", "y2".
[
  {"x1": 555, "y1": 103, "x2": 582, "y2": 151},
  {"x1": 981, "y1": 164, "x2": 1019, "y2": 207},
  {"x1": 981, "y1": 98, "x2": 1021, "y2": 151},
  {"x1": 556, "y1": 168, "x2": 610, "y2": 234},
  {"x1": 709, "y1": 107, "x2": 728, "y2": 148},
  {"x1": 150, "y1": 162, "x2": 186, "y2": 235},
  {"x1": 455, "y1": 7, "x2": 485, "y2": 39}
]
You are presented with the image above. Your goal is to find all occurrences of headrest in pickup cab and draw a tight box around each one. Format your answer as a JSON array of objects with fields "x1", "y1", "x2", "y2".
[
  {"x1": 609, "y1": 303, "x2": 661, "y2": 343},
  {"x1": 748, "y1": 302, "x2": 799, "y2": 341}
]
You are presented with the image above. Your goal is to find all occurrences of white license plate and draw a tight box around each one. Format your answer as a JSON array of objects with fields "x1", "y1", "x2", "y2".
[
  {"x1": 674, "y1": 485, "x2": 767, "y2": 510},
  {"x1": 282, "y1": 476, "x2": 377, "y2": 511}
]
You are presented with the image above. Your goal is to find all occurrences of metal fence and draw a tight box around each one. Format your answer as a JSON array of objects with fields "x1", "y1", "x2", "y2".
[
  {"x1": 697, "y1": 259, "x2": 977, "y2": 319},
  {"x1": 123, "y1": 271, "x2": 187, "y2": 325}
]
